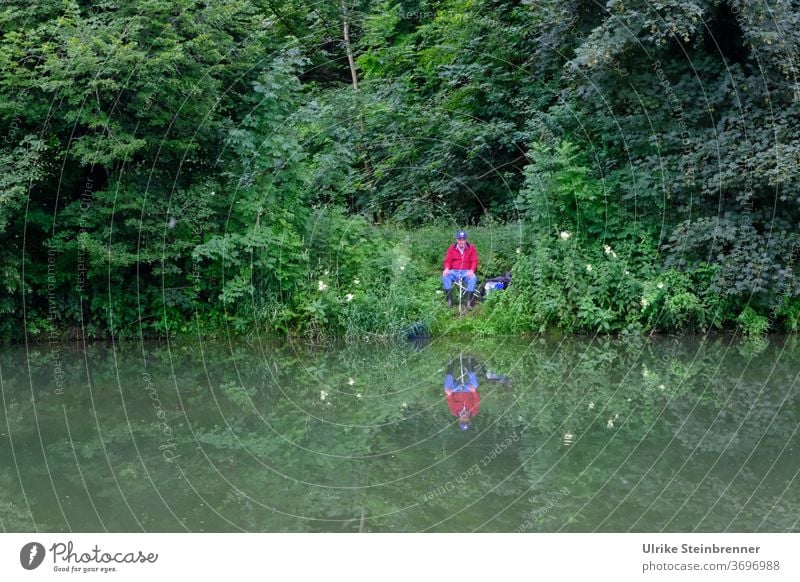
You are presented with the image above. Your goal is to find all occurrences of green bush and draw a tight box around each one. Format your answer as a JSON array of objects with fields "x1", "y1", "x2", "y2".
[{"x1": 737, "y1": 306, "x2": 770, "y2": 336}]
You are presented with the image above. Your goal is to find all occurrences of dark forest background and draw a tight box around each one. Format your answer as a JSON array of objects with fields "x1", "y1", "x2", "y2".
[{"x1": 2, "y1": 0, "x2": 799, "y2": 340}]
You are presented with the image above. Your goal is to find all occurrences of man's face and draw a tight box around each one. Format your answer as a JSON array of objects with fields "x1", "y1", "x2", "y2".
[{"x1": 456, "y1": 237, "x2": 466, "y2": 249}]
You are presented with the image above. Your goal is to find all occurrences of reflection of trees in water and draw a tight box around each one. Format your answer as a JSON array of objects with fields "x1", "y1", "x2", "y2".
[
  {"x1": 1, "y1": 336, "x2": 798, "y2": 531},
  {"x1": 507, "y1": 336, "x2": 800, "y2": 532},
  {"x1": 0, "y1": 472, "x2": 34, "y2": 531}
]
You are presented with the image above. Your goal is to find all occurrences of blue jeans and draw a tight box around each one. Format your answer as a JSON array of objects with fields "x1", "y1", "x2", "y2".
[
  {"x1": 442, "y1": 270, "x2": 477, "y2": 292},
  {"x1": 444, "y1": 372, "x2": 479, "y2": 392}
]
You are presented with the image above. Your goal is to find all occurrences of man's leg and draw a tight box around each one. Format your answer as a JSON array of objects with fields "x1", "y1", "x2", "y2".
[
  {"x1": 442, "y1": 272, "x2": 455, "y2": 307},
  {"x1": 448, "y1": 270, "x2": 466, "y2": 309},
  {"x1": 442, "y1": 272, "x2": 454, "y2": 291},
  {"x1": 464, "y1": 273, "x2": 477, "y2": 310},
  {"x1": 445, "y1": 358, "x2": 455, "y2": 392}
]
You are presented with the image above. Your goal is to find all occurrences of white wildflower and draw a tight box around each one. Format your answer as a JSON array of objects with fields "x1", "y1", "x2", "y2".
[
  {"x1": 399, "y1": 264, "x2": 405, "y2": 271},
  {"x1": 436, "y1": 290, "x2": 443, "y2": 295},
  {"x1": 356, "y1": 393, "x2": 362, "y2": 399},
  {"x1": 348, "y1": 378, "x2": 355, "y2": 386},
  {"x1": 659, "y1": 384, "x2": 666, "y2": 391},
  {"x1": 586, "y1": 264, "x2": 593, "y2": 272},
  {"x1": 324, "y1": 269, "x2": 329, "y2": 276},
  {"x1": 345, "y1": 293, "x2": 354, "y2": 302},
  {"x1": 588, "y1": 402, "x2": 595, "y2": 409},
  {"x1": 401, "y1": 402, "x2": 408, "y2": 409},
  {"x1": 641, "y1": 298, "x2": 649, "y2": 308},
  {"x1": 560, "y1": 231, "x2": 571, "y2": 240},
  {"x1": 353, "y1": 278, "x2": 360, "y2": 285},
  {"x1": 657, "y1": 282, "x2": 664, "y2": 289},
  {"x1": 319, "y1": 390, "x2": 328, "y2": 401},
  {"x1": 318, "y1": 280, "x2": 328, "y2": 291},
  {"x1": 516, "y1": 247, "x2": 522, "y2": 254},
  {"x1": 624, "y1": 270, "x2": 630, "y2": 275},
  {"x1": 603, "y1": 245, "x2": 617, "y2": 258},
  {"x1": 606, "y1": 419, "x2": 614, "y2": 429}
]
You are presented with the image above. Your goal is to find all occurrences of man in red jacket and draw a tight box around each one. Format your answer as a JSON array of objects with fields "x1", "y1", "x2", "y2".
[
  {"x1": 444, "y1": 355, "x2": 480, "y2": 431},
  {"x1": 442, "y1": 230, "x2": 479, "y2": 309}
]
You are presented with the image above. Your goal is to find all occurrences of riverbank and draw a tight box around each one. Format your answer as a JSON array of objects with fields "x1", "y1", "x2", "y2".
[{"x1": 9, "y1": 218, "x2": 798, "y2": 346}]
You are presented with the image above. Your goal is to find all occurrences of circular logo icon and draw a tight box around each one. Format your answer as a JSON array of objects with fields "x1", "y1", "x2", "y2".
[{"x1": 20, "y1": 542, "x2": 46, "y2": 570}]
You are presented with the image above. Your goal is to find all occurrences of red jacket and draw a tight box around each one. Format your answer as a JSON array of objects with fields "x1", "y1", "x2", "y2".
[
  {"x1": 446, "y1": 391, "x2": 481, "y2": 417},
  {"x1": 443, "y1": 243, "x2": 478, "y2": 272}
]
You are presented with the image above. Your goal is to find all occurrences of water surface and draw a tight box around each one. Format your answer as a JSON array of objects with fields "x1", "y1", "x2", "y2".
[{"x1": 1, "y1": 335, "x2": 798, "y2": 532}]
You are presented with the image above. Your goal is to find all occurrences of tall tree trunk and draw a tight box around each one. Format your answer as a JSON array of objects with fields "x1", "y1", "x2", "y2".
[
  {"x1": 341, "y1": 1, "x2": 374, "y2": 215},
  {"x1": 341, "y1": 1, "x2": 360, "y2": 94}
]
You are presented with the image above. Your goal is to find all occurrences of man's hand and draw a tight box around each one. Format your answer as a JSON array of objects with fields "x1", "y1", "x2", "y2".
[
  {"x1": 466, "y1": 270, "x2": 474, "y2": 279},
  {"x1": 445, "y1": 389, "x2": 453, "y2": 396},
  {"x1": 468, "y1": 385, "x2": 477, "y2": 393},
  {"x1": 443, "y1": 268, "x2": 451, "y2": 277}
]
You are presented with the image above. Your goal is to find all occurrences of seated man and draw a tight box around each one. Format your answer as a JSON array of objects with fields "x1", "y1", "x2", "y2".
[
  {"x1": 442, "y1": 230, "x2": 479, "y2": 309},
  {"x1": 444, "y1": 355, "x2": 480, "y2": 431}
]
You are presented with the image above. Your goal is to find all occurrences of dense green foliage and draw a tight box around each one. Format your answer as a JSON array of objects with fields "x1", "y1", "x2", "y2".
[{"x1": 2, "y1": 0, "x2": 800, "y2": 341}]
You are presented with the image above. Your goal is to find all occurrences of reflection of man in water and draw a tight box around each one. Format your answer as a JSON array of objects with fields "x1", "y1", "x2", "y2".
[{"x1": 444, "y1": 355, "x2": 480, "y2": 431}]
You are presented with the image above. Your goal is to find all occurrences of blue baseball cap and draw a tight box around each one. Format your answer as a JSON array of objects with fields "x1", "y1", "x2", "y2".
[{"x1": 456, "y1": 230, "x2": 467, "y2": 239}]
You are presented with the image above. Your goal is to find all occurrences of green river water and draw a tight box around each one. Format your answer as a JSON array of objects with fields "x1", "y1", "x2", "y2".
[{"x1": 1, "y1": 335, "x2": 798, "y2": 532}]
